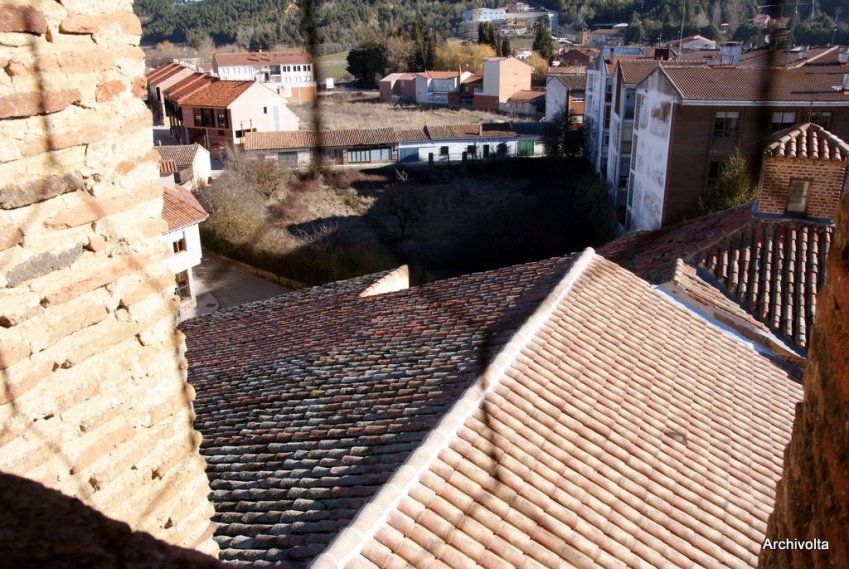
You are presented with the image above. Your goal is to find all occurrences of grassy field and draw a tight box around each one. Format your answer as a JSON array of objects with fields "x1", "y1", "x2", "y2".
[
  {"x1": 294, "y1": 94, "x2": 514, "y2": 130},
  {"x1": 316, "y1": 50, "x2": 352, "y2": 82}
]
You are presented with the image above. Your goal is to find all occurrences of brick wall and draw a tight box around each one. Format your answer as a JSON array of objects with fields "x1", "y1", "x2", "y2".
[
  {"x1": 757, "y1": 155, "x2": 846, "y2": 220},
  {"x1": 0, "y1": 0, "x2": 217, "y2": 557},
  {"x1": 663, "y1": 105, "x2": 849, "y2": 226},
  {"x1": 760, "y1": 193, "x2": 849, "y2": 567}
]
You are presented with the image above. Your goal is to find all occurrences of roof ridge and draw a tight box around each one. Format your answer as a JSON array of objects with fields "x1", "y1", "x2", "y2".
[{"x1": 309, "y1": 248, "x2": 598, "y2": 569}]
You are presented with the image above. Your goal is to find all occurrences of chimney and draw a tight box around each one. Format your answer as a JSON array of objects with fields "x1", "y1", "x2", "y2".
[
  {"x1": 843, "y1": 72, "x2": 849, "y2": 93},
  {"x1": 155, "y1": 140, "x2": 162, "y2": 146},
  {"x1": 653, "y1": 47, "x2": 670, "y2": 61}
]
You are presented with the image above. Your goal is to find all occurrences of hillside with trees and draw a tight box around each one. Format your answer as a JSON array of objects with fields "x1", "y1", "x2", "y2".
[{"x1": 137, "y1": 0, "x2": 848, "y2": 56}]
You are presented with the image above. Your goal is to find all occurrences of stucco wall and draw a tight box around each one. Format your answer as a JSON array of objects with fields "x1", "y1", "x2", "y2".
[{"x1": 628, "y1": 69, "x2": 677, "y2": 230}]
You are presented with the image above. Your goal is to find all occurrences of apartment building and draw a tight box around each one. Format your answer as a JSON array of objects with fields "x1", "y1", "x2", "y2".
[
  {"x1": 627, "y1": 66, "x2": 849, "y2": 230},
  {"x1": 212, "y1": 50, "x2": 317, "y2": 105}
]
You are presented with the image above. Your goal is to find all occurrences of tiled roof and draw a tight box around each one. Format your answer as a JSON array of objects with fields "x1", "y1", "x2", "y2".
[
  {"x1": 598, "y1": 205, "x2": 753, "y2": 282},
  {"x1": 213, "y1": 50, "x2": 312, "y2": 67},
  {"x1": 161, "y1": 185, "x2": 208, "y2": 232},
  {"x1": 243, "y1": 123, "x2": 525, "y2": 151},
  {"x1": 165, "y1": 73, "x2": 215, "y2": 102},
  {"x1": 690, "y1": 218, "x2": 833, "y2": 351},
  {"x1": 179, "y1": 79, "x2": 256, "y2": 109},
  {"x1": 549, "y1": 74, "x2": 587, "y2": 91},
  {"x1": 244, "y1": 128, "x2": 398, "y2": 151},
  {"x1": 506, "y1": 89, "x2": 546, "y2": 102},
  {"x1": 736, "y1": 45, "x2": 842, "y2": 68},
  {"x1": 765, "y1": 122, "x2": 849, "y2": 161},
  {"x1": 600, "y1": 206, "x2": 833, "y2": 352},
  {"x1": 317, "y1": 252, "x2": 802, "y2": 569},
  {"x1": 181, "y1": 255, "x2": 579, "y2": 565},
  {"x1": 155, "y1": 144, "x2": 202, "y2": 167},
  {"x1": 146, "y1": 62, "x2": 190, "y2": 86},
  {"x1": 159, "y1": 158, "x2": 178, "y2": 176},
  {"x1": 660, "y1": 65, "x2": 849, "y2": 102},
  {"x1": 420, "y1": 71, "x2": 460, "y2": 79},
  {"x1": 546, "y1": 65, "x2": 586, "y2": 75}
]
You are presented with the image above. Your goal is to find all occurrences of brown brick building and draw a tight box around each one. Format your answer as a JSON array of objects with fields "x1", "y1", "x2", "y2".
[
  {"x1": 628, "y1": 65, "x2": 849, "y2": 230},
  {"x1": 758, "y1": 123, "x2": 848, "y2": 221}
]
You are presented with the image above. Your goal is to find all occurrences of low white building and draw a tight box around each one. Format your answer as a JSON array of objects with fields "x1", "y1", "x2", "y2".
[
  {"x1": 398, "y1": 123, "x2": 545, "y2": 163},
  {"x1": 212, "y1": 51, "x2": 317, "y2": 105},
  {"x1": 414, "y1": 71, "x2": 473, "y2": 106},
  {"x1": 154, "y1": 143, "x2": 212, "y2": 190},
  {"x1": 160, "y1": 185, "x2": 208, "y2": 319}
]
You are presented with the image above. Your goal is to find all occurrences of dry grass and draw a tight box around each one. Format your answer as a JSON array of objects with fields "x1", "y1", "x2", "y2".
[{"x1": 294, "y1": 94, "x2": 513, "y2": 131}]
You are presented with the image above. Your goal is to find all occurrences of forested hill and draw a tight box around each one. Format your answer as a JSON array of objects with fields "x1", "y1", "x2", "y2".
[
  {"x1": 136, "y1": 0, "x2": 500, "y2": 54},
  {"x1": 136, "y1": 0, "x2": 848, "y2": 53}
]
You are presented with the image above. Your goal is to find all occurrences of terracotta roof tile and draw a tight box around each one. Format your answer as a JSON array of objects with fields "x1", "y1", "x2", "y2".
[
  {"x1": 661, "y1": 65, "x2": 849, "y2": 102},
  {"x1": 506, "y1": 89, "x2": 545, "y2": 102},
  {"x1": 154, "y1": 144, "x2": 202, "y2": 167},
  {"x1": 213, "y1": 50, "x2": 312, "y2": 67},
  {"x1": 325, "y1": 254, "x2": 801, "y2": 569},
  {"x1": 159, "y1": 158, "x2": 177, "y2": 175},
  {"x1": 181, "y1": 255, "x2": 577, "y2": 565},
  {"x1": 765, "y1": 122, "x2": 849, "y2": 160},
  {"x1": 161, "y1": 185, "x2": 207, "y2": 232},
  {"x1": 165, "y1": 73, "x2": 215, "y2": 101},
  {"x1": 179, "y1": 79, "x2": 256, "y2": 108}
]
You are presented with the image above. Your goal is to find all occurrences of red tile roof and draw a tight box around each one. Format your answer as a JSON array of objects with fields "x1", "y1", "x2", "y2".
[
  {"x1": 243, "y1": 123, "x2": 523, "y2": 151},
  {"x1": 181, "y1": 254, "x2": 580, "y2": 565},
  {"x1": 159, "y1": 158, "x2": 177, "y2": 176},
  {"x1": 600, "y1": 205, "x2": 833, "y2": 352},
  {"x1": 311, "y1": 252, "x2": 802, "y2": 569},
  {"x1": 164, "y1": 72, "x2": 215, "y2": 102},
  {"x1": 420, "y1": 71, "x2": 460, "y2": 79},
  {"x1": 154, "y1": 144, "x2": 203, "y2": 167},
  {"x1": 660, "y1": 65, "x2": 849, "y2": 102},
  {"x1": 179, "y1": 79, "x2": 256, "y2": 109},
  {"x1": 161, "y1": 185, "x2": 207, "y2": 232},
  {"x1": 765, "y1": 122, "x2": 849, "y2": 161},
  {"x1": 506, "y1": 89, "x2": 546, "y2": 102},
  {"x1": 146, "y1": 62, "x2": 189, "y2": 86},
  {"x1": 213, "y1": 50, "x2": 312, "y2": 67}
]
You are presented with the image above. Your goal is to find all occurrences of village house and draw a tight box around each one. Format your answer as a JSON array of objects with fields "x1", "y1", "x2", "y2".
[
  {"x1": 243, "y1": 123, "x2": 546, "y2": 166},
  {"x1": 154, "y1": 143, "x2": 212, "y2": 190},
  {"x1": 627, "y1": 65, "x2": 849, "y2": 230},
  {"x1": 473, "y1": 56, "x2": 534, "y2": 112},
  {"x1": 162, "y1": 74, "x2": 299, "y2": 155},
  {"x1": 446, "y1": 74, "x2": 482, "y2": 108},
  {"x1": 666, "y1": 34, "x2": 717, "y2": 51},
  {"x1": 504, "y1": 88, "x2": 546, "y2": 116},
  {"x1": 544, "y1": 72, "x2": 586, "y2": 122},
  {"x1": 145, "y1": 61, "x2": 196, "y2": 121},
  {"x1": 378, "y1": 72, "x2": 418, "y2": 103},
  {"x1": 160, "y1": 185, "x2": 208, "y2": 319},
  {"x1": 212, "y1": 50, "x2": 317, "y2": 105},
  {"x1": 415, "y1": 70, "x2": 474, "y2": 106},
  {"x1": 555, "y1": 47, "x2": 598, "y2": 67},
  {"x1": 182, "y1": 241, "x2": 803, "y2": 566}
]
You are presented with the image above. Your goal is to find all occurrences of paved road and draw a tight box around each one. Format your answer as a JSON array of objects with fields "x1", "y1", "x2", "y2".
[{"x1": 185, "y1": 252, "x2": 291, "y2": 318}]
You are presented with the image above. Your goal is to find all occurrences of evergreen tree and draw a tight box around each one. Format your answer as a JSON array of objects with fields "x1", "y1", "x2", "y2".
[
  {"x1": 501, "y1": 38, "x2": 511, "y2": 57},
  {"x1": 699, "y1": 150, "x2": 756, "y2": 214},
  {"x1": 532, "y1": 18, "x2": 554, "y2": 63},
  {"x1": 346, "y1": 39, "x2": 387, "y2": 87}
]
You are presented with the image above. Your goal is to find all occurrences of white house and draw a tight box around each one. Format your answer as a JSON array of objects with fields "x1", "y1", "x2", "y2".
[
  {"x1": 397, "y1": 123, "x2": 545, "y2": 163},
  {"x1": 161, "y1": 185, "x2": 208, "y2": 319},
  {"x1": 414, "y1": 71, "x2": 473, "y2": 105},
  {"x1": 154, "y1": 143, "x2": 212, "y2": 190},
  {"x1": 212, "y1": 51, "x2": 317, "y2": 105}
]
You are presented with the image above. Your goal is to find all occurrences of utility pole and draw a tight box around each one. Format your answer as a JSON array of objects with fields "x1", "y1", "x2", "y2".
[
  {"x1": 678, "y1": 0, "x2": 686, "y2": 59},
  {"x1": 832, "y1": 7, "x2": 842, "y2": 46}
]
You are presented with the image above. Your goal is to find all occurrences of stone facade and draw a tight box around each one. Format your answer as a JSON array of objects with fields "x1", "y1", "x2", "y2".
[
  {"x1": 761, "y1": 194, "x2": 849, "y2": 567},
  {"x1": 0, "y1": 0, "x2": 217, "y2": 557},
  {"x1": 757, "y1": 154, "x2": 847, "y2": 221}
]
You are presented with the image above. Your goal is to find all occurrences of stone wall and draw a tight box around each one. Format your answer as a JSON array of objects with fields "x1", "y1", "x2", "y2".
[
  {"x1": 0, "y1": 0, "x2": 217, "y2": 556},
  {"x1": 761, "y1": 193, "x2": 849, "y2": 567},
  {"x1": 757, "y1": 154, "x2": 846, "y2": 221}
]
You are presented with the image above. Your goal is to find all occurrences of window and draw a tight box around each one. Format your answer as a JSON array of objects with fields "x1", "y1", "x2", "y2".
[
  {"x1": 467, "y1": 145, "x2": 477, "y2": 156},
  {"x1": 713, "y1": 111, "x2": 739, "y2": 138},
  {"x1": 216, "y1": 109, "x2": 229, "y2": 129},
  {"x1": 706, "y1": 161, "x2": 723, "y2": 189},
  {"x1": 440, "y1": 146, "x2": 449, "y2": 156},
  {"x1": 172, "y1": 236, "x2": 187, "y2": 254},
  {"x1": 200, "y1": 108, "x2": 215, "y2": 127},
  {"x1": 770, "y1": 111, "x2": 796, "y2": 132},
  {"x1": 787, "y1": 179, "x2": 810, "y2": 213},
  {"x1": 634, "y1": 94, "x2": 643, "y2": 126},
  {"x1": 193, "y1": 107, "x2": 203, "y2": 125},
  {"x1": 809, "y1": 111, "x2": 832, "y2": 128},
  {"x1": 263, "y1": 107, "x2": 268, "y2": 114},
  {"x1": 631, "y1": 134, "x2": 639, "y2": 169},
  {"x1": 175, "y1": 270, "x2": 191, "y2": 300}
]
